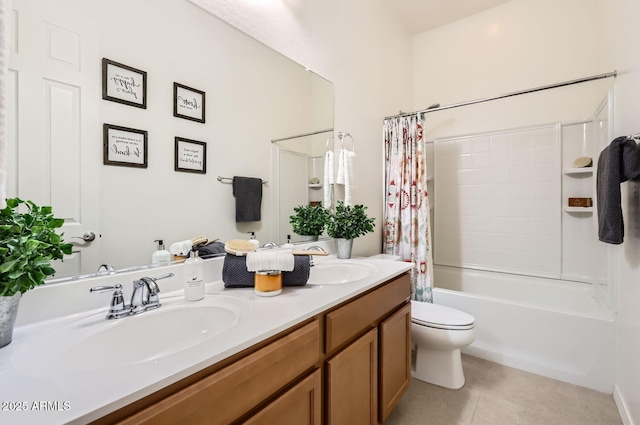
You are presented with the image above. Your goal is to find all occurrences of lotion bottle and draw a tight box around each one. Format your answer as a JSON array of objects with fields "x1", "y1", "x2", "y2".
[
  {"x1": 152, "y1": 239, "x2": 172, "y2": 264},
  {"x1": 184, "y1": 247, "x2": 204, "y2": 301}
]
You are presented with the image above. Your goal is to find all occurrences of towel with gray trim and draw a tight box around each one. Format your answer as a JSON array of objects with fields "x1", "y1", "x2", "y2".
[{"x1": 596, "y1": 136, "x2": 640, "y2": 244}]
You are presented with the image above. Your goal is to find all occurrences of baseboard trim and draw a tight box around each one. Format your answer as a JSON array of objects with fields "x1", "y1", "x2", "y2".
[{"x1": 614, "y1": 384, "x2": 634, "y2": 425}]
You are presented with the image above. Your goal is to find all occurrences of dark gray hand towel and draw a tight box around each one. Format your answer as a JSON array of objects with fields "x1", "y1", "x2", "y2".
[
  {"x1": 596, "y1": 136, "x2": 640, "y2": 244},
  {"x1": 232, "y1": 176, "x2": 262, "y2": 222}
]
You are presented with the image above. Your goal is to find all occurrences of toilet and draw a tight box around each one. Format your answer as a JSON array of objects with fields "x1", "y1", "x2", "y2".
[{"x1": 410, "y1": 300, "x2": 475, "y2": 389}]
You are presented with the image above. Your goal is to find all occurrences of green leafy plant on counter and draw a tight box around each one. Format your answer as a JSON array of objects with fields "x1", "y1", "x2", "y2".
[
  {"x1": 326, "y1": 201, "x2": 375, "y2": 240},
  {"x1": 289, "y1": 204, "x2": 330, "y2": 237},
  {"x1": 0, "y1": 198, "x2": 73, "y2": 297}
]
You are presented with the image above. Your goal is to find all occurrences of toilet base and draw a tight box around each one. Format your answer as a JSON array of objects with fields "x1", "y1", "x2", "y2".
[{"x1": 412, "y1": 346, "x2": 465, "y2": 389}]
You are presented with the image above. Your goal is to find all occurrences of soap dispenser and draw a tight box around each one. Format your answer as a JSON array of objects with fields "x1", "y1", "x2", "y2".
[
  {"x1": 248, "y1": 232, "x2": 260, "y2": 250},
  {"x1": 152, "y1": 239, "x2": 172, "y2": 264},
  {"x1": 282, "y1": 235, "x2": 294, "y2": 249},
  {"x1": 184, "y1": 246, "x2": 204, "y2": 301}
]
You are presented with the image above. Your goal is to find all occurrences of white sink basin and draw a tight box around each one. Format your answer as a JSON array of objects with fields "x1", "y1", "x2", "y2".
[
  {"x1": 13, "y1": 294, "x2": 251, "y2": 374},
  {"x1": 307, "y1": 260, "x2": 377, "y2": 285}
]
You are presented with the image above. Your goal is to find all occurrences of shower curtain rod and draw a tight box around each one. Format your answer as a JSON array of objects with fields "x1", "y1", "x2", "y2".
[
  {"x1": 384, "y1": 70, "x2": 617, "y2": 120},
  {"x1": 271, "y1": 128, "x2": 333, "y2": 143}
]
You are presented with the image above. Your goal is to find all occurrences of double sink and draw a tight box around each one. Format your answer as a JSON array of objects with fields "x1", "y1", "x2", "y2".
[{"x1": 12, "y1": 259, "x2": 377, "y2": 374}]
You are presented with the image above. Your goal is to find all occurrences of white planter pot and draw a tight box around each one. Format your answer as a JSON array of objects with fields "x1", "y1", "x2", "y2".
[{"x1": 0, "y1": 292, "x2": 21, "y2": 348}]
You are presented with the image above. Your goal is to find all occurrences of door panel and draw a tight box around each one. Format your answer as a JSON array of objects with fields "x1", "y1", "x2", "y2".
[{"x1": 9, "y1": 0, "x2": 101, "y2": 277}]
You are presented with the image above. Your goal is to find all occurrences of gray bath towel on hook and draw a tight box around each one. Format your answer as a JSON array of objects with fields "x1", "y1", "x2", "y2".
[{"x1": 596, "y1": 136, "x2": 640, "y2": 244}]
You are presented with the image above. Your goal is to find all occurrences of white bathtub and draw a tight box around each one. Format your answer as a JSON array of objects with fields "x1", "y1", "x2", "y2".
[{"x1": 433, "y1": 265, "x2": 615, "y2": 393}]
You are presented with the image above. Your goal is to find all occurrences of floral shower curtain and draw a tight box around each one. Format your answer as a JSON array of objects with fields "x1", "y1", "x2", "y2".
[{"x1": 383, "y1": 113, "x2": 433, "y2": 302}]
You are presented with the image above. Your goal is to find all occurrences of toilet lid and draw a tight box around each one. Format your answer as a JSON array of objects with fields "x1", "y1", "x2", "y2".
[{"x1": 411, "y1": 300, "x2": 475, "y2": 330}]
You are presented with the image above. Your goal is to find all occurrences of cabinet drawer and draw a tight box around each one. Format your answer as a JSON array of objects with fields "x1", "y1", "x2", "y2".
[
  {"x1": 325, "y1": 273, "x2": 410, "y2": 353},
  {"x1": 119, "y1": 320, "x2": 321, "y2": 425}
]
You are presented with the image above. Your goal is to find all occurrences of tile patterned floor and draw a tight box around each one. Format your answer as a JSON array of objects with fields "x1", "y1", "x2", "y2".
[{"x1": 385, "y1": 354, "x2": 623, "y2": 425}]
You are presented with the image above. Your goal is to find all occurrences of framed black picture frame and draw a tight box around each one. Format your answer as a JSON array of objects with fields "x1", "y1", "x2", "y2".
[
  {"x1": 175, "y1": 137, "x2": 207, "y2": 174},
  {"x1": 173, "y1": 82, "x2": 205, "y2": 123},
  {"x1": 103, "y1": 124, "x2": 148, "y2": 168},
  {"x1": 102, "y1": 58, "x2": 147, "y2": 109}
]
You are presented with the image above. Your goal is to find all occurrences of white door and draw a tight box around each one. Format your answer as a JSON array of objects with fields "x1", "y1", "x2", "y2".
[{"x1": 8, "y1": 0, "x2": 101, "y2": 278}]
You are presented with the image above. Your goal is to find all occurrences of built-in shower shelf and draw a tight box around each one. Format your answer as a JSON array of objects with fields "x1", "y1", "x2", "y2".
[
  {"x1": 563, "y1": 167, "x2": 593, "y2": 175},
  {"x1": 309, "y1": 183, "x2": 322, "y2": 188},
  {"x1": 564, "y1": 206, "x2": 593, "y2": 213}
]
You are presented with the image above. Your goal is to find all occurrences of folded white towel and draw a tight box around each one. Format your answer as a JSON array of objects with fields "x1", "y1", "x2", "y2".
[
  {"x1": 336, "y1": 148, "x2": 356, "y2": 206},
  {"x1": 246, "y1": 249, "x2": 295, "y2": 272},
  {"x1": 323, "y1": 150, "x2": 334, "y2": 208}
]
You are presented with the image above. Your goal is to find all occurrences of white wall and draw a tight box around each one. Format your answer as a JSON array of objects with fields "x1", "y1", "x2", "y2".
[
  {"x1": 413, "y1": 0, "x2": 612, "y2": 140},
  {"x1": 189, "y1": 0, "x2": 414, "y2": 257}
]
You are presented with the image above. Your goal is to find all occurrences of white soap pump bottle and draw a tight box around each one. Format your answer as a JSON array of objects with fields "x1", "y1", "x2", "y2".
[
  {"x1": 184, "y1": 246, "x2": 204, "y2": 301},
  {"x1": 248, "y1": 232, "x2": 260, "y2": 250},
  {"x1": 152, "y1": 239, "x2": 172, "y2": 264},
  {"x1": 282, "y1": 234, "x2": 295, "y2": 249}
]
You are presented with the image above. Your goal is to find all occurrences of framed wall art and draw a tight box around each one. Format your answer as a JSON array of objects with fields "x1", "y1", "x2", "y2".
[
  {"x1": 103, "y1": 124, "x2": 148, "y2": 168},
  {"x1": 173, "y1": 82, "x2": 205, "y2": 123},
  {"x1": 175, "y1": 137, "x2": 206, "y2": 174},
  {"x1": 102, "y1": 58, "x2": 147, "y2": 109}
]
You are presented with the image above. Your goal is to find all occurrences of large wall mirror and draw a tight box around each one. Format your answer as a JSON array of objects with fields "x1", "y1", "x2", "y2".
[{"x1": 7, "y1": 0, "x2": 334, "y2": 281}]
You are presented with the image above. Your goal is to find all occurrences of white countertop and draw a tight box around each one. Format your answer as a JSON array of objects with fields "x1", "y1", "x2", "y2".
[{"x1": 0, "y1": 255, "x2": 412, "y2": 425}]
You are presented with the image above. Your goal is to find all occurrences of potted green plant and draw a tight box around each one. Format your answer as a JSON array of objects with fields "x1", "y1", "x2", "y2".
[
  {"x1": 0, "y1": 198, "x2": 72, "y2": 348},
  {"x1": 289, "y1": 204, "x2": 330, "y2": 240},
  {"x1": 326, "y1": 201, "x2": 375, "y2": 259}
]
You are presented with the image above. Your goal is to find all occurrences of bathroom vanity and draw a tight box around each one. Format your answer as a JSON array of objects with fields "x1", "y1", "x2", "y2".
[{"x1": 0, "y1": 256, "x2": 413, "y2": 425}]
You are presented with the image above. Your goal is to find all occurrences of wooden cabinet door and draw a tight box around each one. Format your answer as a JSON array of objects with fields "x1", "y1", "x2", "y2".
[
  {"x1": 379, "y1": 302, "x2": 411, "y2": 422},
  {"x1": 244, "y1": 369, "x2": 321, "y2": 425},
  {"x1": 326, "y1": 328, "x2": 378, "y2": 425}
]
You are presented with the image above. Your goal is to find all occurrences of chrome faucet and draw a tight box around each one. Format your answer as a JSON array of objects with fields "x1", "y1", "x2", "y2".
[
  {"x1": 90, "y1": 284, "x2": 130, "y2": 319},
  {"x1": 130, "y1": 274, "x2": 168, "y2": 313},
  {"x1": 305, "y1": 245, "x2": 327, "y2": 266},
  {"x1": 97, "y1": 263, "x2": 115, "y2": 274},
  {"x1": 90, "y1": 273, "x2": 174, "y2": 319}
]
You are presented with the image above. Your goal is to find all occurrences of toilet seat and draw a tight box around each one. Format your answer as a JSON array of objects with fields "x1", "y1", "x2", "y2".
[{"x1": 411, "y1": 301, "x2": 475, "y2": 330}]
